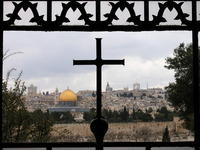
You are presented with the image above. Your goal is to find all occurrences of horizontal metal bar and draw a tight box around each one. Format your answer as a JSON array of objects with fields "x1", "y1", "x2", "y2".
[
  {"x1": 2, "y1": 0, "x2": 199, "y2": 2},
  {"x1": 1, "y1": 142, "x2": 96, "y2": 148},
  {"x1": 73, "y1": 60, "x2": 96, "y2": 65},
  {"x1": 1, "y1": 141, "x2": 197, "y2": 148},
  {"x1": 104, "y1": 142, "x2": 197, "y2": 147},
  {"x1": 102, "y1": 59, "x2": 125, "y2": 65},
  {"x1": 3, "y1": 25, "x2": 198, "y2": 31}
]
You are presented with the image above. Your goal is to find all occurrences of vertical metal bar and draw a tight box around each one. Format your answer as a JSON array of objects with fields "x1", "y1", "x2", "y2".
[
  {"x1": 46, "y1": 146, "x2": 52, "y2": 150},
  {"x1": 0, "y1": 30, "x2": 3, "y2": 148},
  {"x1": 47, "y1": 0, "x2": 52, "y2": 25},
  {"x1": 193, "y1": 29, "x2": 200, "y2": 150},
  {"x1": 144, "y1": 0, "x2": 149, "y2": 22},
  {"x1": 96, "y1": 38, "x2": 102, "y2": 61},
  {"x1": 192, "y1": 0, "x2": 197, "y2": 21},
  {"x1": 146, "y1": 147, "x2": 151, "y2": 150},
  {"x1": 96, "y1": 60, "x2": 102, "y2": 119},
  {"x1": 96, "y1": 38, "x2": 103, "y2": 150},
  {"x1": 96, "y1": 143, "x2": 103, "y2": 150},
  {"x1": 96, "y1": 0, "x2": 101, "y2": 22},
  {"x1": 192, "y1": 1, "x2": 200, "y2": 150},
  {"x1": 96, "y1": 38, "x2": 102, "y2": 118},
  {"x1": 0, "y1": 0, "x2": 3, "y2": 146}
]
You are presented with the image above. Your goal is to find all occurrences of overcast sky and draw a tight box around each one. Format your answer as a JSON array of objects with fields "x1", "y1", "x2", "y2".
[
  {"x1": 3, "y1": 1, "x2": 199, "y2": 93},
  {"x1": 3, "y1": 31, "x2": 194, "y2": 93}
]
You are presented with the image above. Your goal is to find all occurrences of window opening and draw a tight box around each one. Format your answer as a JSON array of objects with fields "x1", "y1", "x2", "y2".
[{"x1": 1, "y1": 0, "x2": 199, "y2": 150}]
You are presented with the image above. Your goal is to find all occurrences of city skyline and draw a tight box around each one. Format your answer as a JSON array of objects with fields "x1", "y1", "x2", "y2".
[
  {"x1": 3, "y1": 31, "x2": 192, "y2": 92},
  {"x1": 26, "y1": 81, "x2": 165, "y2": 94}
]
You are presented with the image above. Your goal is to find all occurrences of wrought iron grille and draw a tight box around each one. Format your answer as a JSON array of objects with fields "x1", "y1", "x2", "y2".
[{"x1": 0, "y1": 0, "x2": 199, "y2": 150}]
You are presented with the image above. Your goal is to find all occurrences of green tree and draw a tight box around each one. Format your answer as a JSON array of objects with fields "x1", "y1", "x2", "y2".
[
  {"x1": 2, "y1": 71, "x2": 31, "y2": 142},
  {"x1": 165, "y1": 43, "x2": 199, "y2": 131},
  {"x1": 132, "y1": 109, "x2": 153, "y2": 122},
  {"x1": 147, "y1": 107, "x2": 153, "y2": 113},
  {"x1": 2, "y1": 50, "x2": 53, "y2": 142},
  {"x1": 154, "y1": 107, "x2": 174, "y2": 122},
  {"x1": 102, "y1": 109, "x2": 113, "y2": 121},
  {"x1": 2, "y1": 74, "x2": 53, "y2": 142},
  {"x1": 111, "y1": 110, "x2": 120, "y2": 122},
  {"x1": 162, "y1": 126, "x2": 170, "y2": 142},
  {"x1": 30, "y1": 110, "x2": 53, "y2": 142},
  {"x1": 50, "y1": 111, "x2": 74, "y2": 123},
  {"x1": 119, "y1": 106, "x2": 129, "y2": 122},
  {"x1": 83, "y1": 108, "x2": 96, "y2": 122}
]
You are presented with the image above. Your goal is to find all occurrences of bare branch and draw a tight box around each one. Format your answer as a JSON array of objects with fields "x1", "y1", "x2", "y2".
[
  {"x1": 3, "y1": 49, "x2": 23, "y2": 61},
  {"x1": 6, "y1": 68, "x2": 16, "y2": 83}
]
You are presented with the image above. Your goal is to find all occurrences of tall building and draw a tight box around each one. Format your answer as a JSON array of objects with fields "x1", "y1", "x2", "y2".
[
  {"x1": 124, "y1": 87, "x2": 129, "y2": 91},
  {"x1": 54, "y1": 88, "x2": 59, "y2": 104},
  {"x1": 133, "y1": 83, "x2": 140, "y2": 90},
  {"x1": 106, "y1": 82, "x2": 113, "y2": 92},
  {"x1": 28, "y1": 84, "x2": 37, "y2": 95}
]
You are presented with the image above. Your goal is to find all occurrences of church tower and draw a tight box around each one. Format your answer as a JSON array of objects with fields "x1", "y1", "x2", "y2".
[
  {"x1": 106, "y1": 82, "x2": 113, "y2": 92},
  {"x1": 54, "y1": 88, "x2": 59, "y2": 104},
  {"x1": 133, "y1": 83, "x2": 140, "y2": 90}
]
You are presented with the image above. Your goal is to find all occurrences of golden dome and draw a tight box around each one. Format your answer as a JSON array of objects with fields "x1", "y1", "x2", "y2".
[{"x1": 59, "y1": 89, "x2": 77, "y2": 102}]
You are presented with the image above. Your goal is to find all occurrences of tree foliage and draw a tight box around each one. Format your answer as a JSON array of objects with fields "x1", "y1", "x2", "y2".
[
  {"x1": 165, "y1": 43, "x2": 199, "y2": 131},
  {"x1": 3, "y1": 50, "x2": 54, "y2": 142},
  {"x1": 2, "y1": 72, "x2": 53, "y2": 142},
  {"x1": 119, "y1": 106, "x2": 129, "y2": 122},
  {"x1": 83, "y1": 107, "x2": 172, "y2": 123},
  {"x1": 30, "y1": 110, "x2": 53, "y2": 142},
  {"x1": 83, "y1": 108, "x2": 96, "y2": 122},
  {"x1": 2, "y1": 71, "x2": 30, "y2": 142},
  {"x1": 154, "y1": 106, "x2": 174, "y2": 122},
  {"x1": 162, "y1": 126, "x2": 170, "y2": 142},
  {"x1": 50, "y1": 111, "x2": 74, "y2": 123},
  {"x1": 132, "y1": 109, "x2": 153, "y2": 122}
]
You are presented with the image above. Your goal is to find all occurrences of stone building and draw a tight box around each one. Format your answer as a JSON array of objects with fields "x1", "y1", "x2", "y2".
[
  {"x1": 133, "y1": 83, "x2": 140, "y2": 90},
  {"x1": 27, "y1": 84, "x2": 37, "y2": 96},
  {"x1": 106, "y1": 82, "x2": 113, "y2": 92}
]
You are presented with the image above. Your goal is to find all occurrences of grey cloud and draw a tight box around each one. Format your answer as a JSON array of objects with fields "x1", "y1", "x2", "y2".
[
  {"x1": 4, "y1": 32, "x2": 97, "y2": 79},
  {"x1": 3, "y1": 31, "x2": 191, "y2": 92},
  {"x1": 2, "y1": 1, "x2": 197, "y2": 92},
  {"x1": 94, "y1": 31, "x2": 191, "y2": 60}
]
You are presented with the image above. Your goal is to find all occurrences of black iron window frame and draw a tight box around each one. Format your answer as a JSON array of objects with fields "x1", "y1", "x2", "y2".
[{"x1": 0, "y1": 0, "x2": 199, "y2": 150}]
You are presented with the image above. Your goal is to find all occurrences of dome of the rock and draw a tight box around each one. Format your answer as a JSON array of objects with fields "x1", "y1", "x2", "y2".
[{"x1": 59, "y1": 89, "x2": 77, "y2": 102}]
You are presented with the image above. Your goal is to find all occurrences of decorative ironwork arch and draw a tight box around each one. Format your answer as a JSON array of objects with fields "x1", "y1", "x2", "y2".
[
  {"x1": 0, "y1": 0, "x2": 199, "y2": 150},
  {"x1": 5, "y1": 1, "x2": 45, "y2": 26},
  {"x1": 2, "y1": 0, "x2": 200, "y2": 30}
]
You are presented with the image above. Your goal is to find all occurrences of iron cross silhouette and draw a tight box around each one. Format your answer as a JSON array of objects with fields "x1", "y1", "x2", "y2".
[{"x1": 73, "y1": 38, "x2": 124, "y2": 150}]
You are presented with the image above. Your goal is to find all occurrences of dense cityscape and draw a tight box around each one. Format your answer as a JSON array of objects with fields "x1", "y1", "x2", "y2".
[
  {"x1": 25, "y1": 82, "x2": 172, "y2": 120},
  {"x1": 23, "y1": 82, "x2": 193, "y2": 142},
  {"x1": 3, "y1": 43, "x2": 195, "y2": 143}
]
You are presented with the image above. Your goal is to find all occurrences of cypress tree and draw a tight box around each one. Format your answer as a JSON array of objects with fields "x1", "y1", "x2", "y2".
[{"x1": 162, "y1": 126, "x2": 170, "y2": 142}]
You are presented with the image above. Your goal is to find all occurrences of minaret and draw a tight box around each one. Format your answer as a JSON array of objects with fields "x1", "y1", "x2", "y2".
[
  {"x1": 54, "y1": 88, "x2": 59, "y2": 104},
  {"x1": 55, "y1": 88, "x2": 59, "y2": 95},
  {"x1": 133, "y1": 82, "x2": 140, "y2": 90},
  {"x1": 106, "y1": 82, "x2": 109, "y2": 92},
  {"x1": 106, "y1": 82, "x2": 112, "y2": 92}
]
